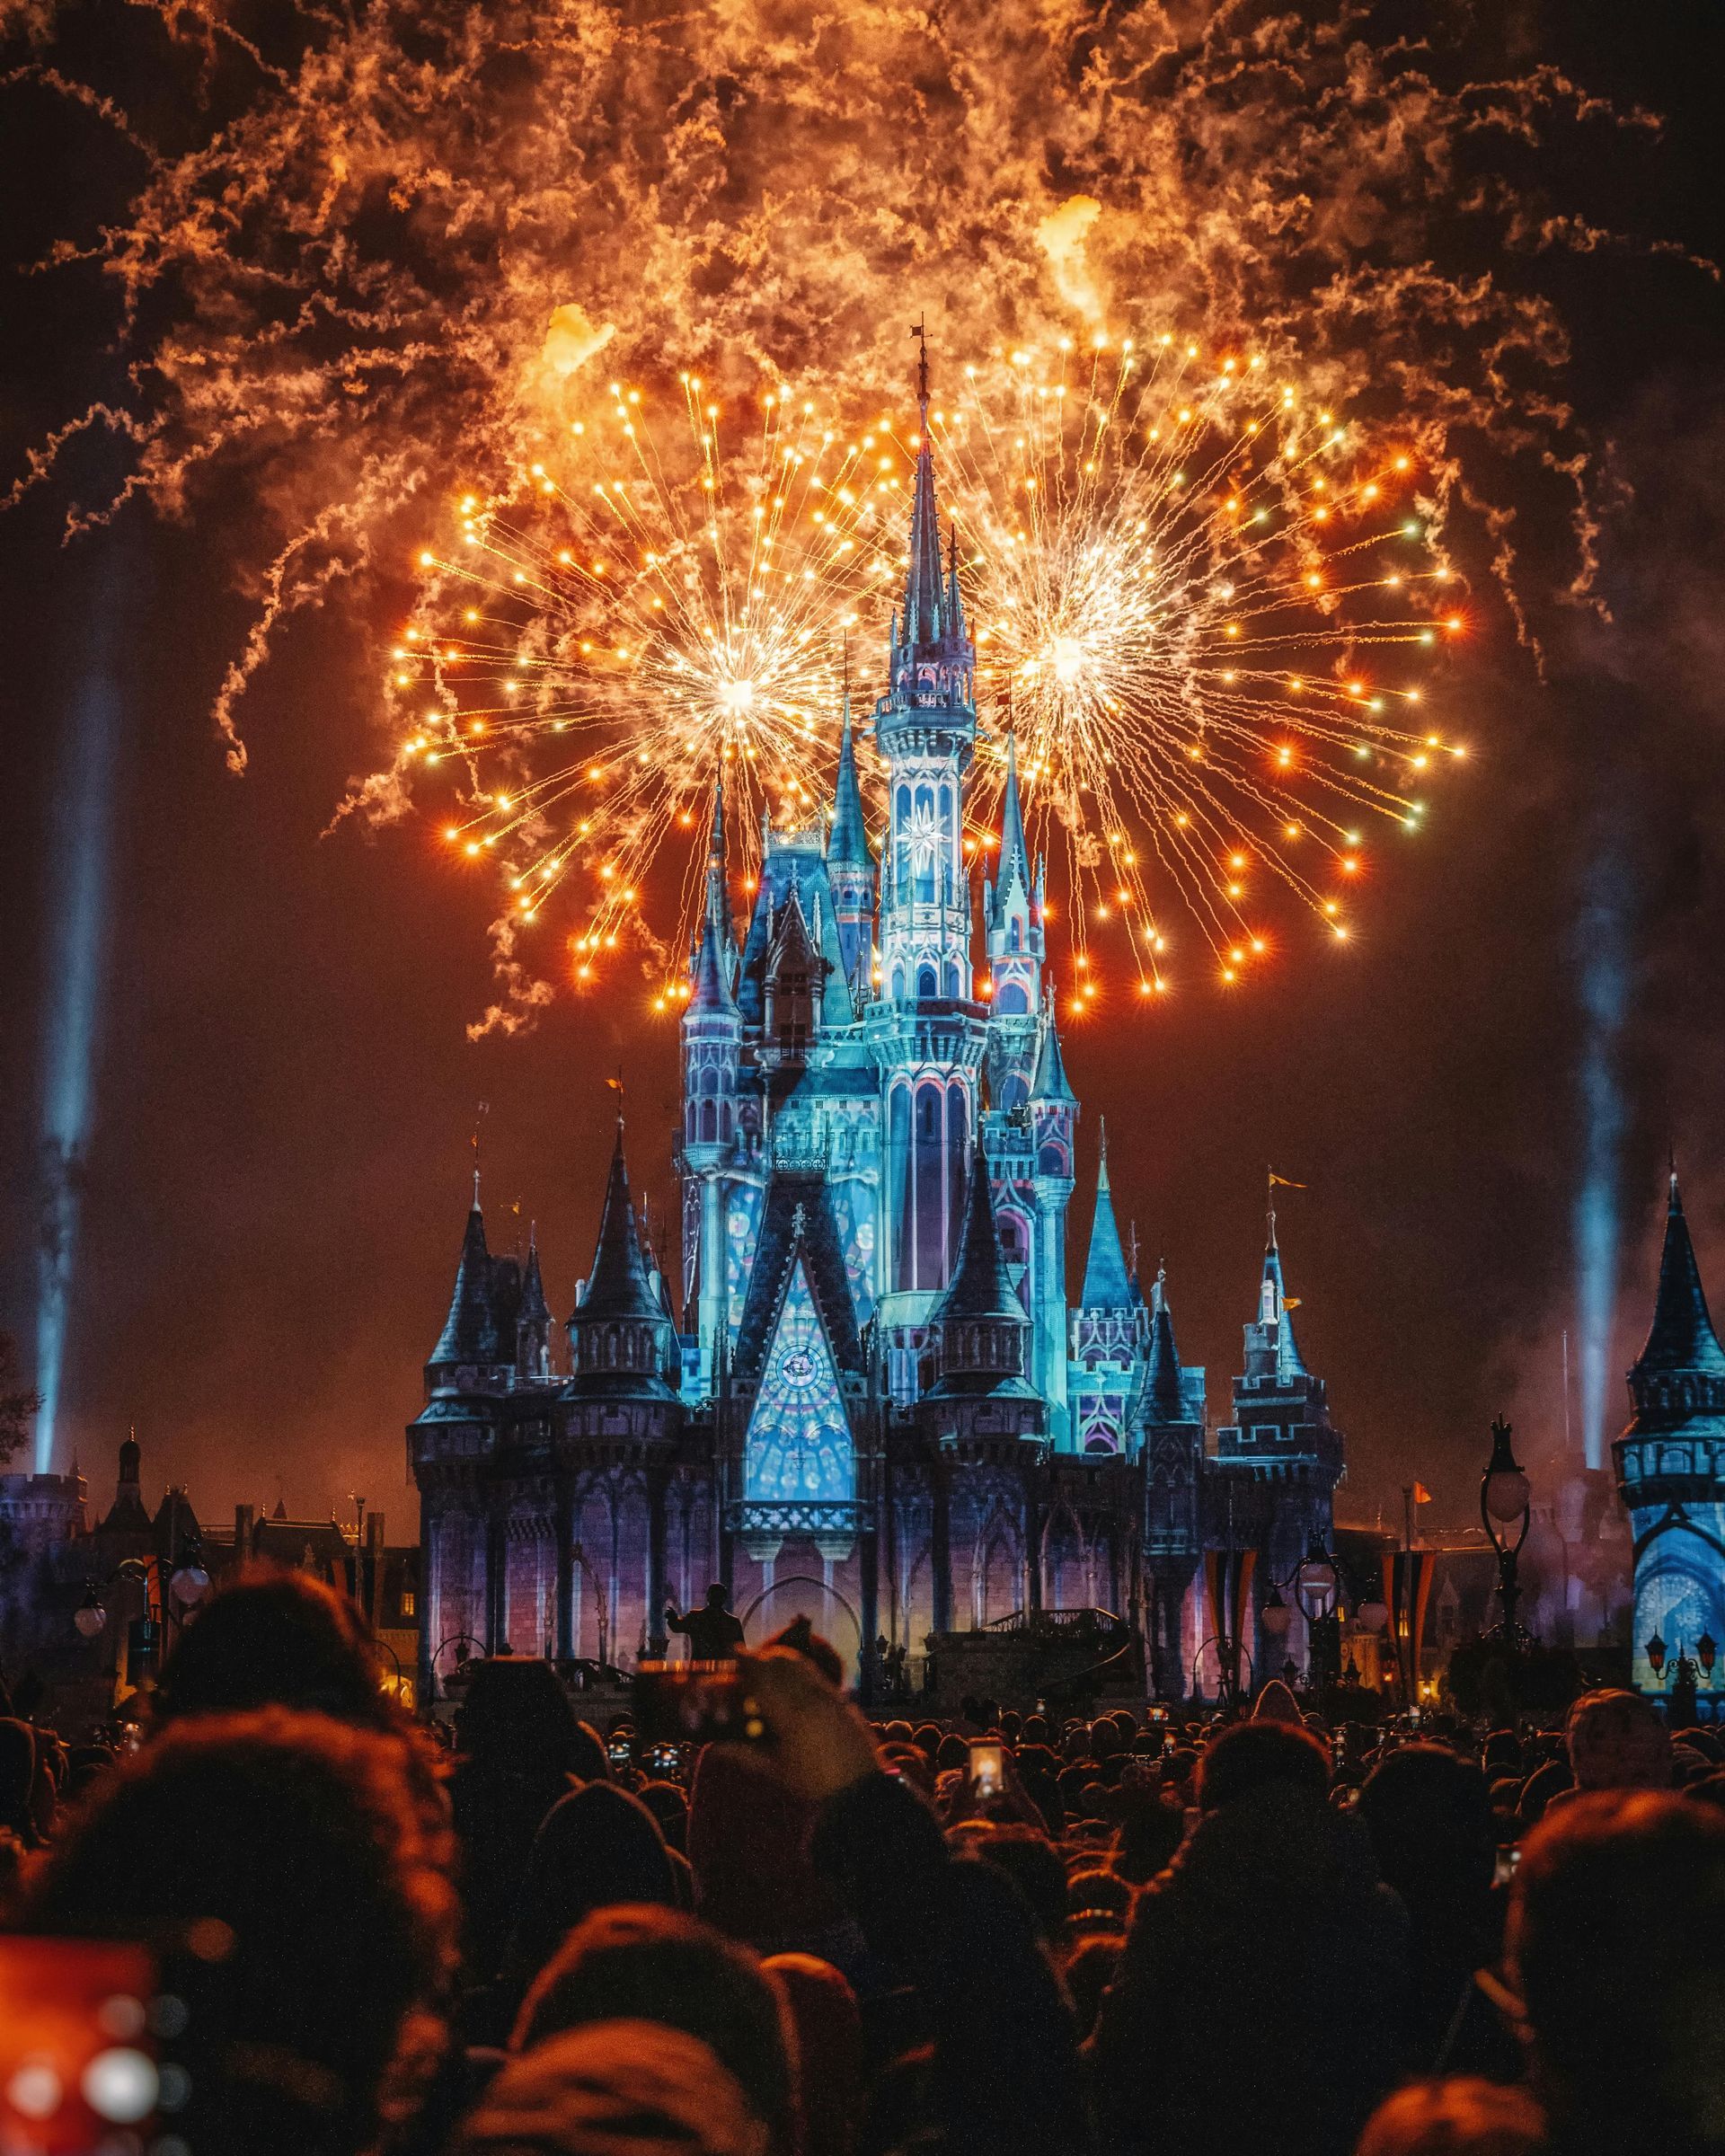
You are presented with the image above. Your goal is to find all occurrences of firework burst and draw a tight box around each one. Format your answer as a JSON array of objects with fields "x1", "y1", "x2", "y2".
[
  {"x1": 930, "y1": 335, "x2": 1467, "y2": 997},
  {"x1": 391, "y1": 373, "x2": 903, "y2": 989}
]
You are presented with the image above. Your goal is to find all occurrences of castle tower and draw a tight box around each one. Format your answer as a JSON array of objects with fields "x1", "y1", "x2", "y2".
[
  {"x1": 871, "y1": 331, "x2": 986, "y2": 1317},
  {"x1": 1614, "y1": 1166, "x2": 1725, "y2": 1689},
  {"x1": 568, "y1": 1122, "x2": 679, "y2": 1397},
  {"x1": 924, "y1": 1139, "x2": 1040, "y2": 1421},
  {"x1": 1027, "y1": 991, "x2": 1078, "y2": 1444},
  {"x1": 1070, "y1": 1125, "x2": 1144, "y2": 1454},
  {"x1": 874, "y1": 340, "x2": 975, "y2": 1011},
  {"x1": 827, "y1": 695, "x2": 876, "y2": 994},
  {"x1": 681, "y1": 909, "x2": 743, "y2": 1375},
  {"x1": 983, "y1": 733, "x2": 1043, "y2": 1108},
  {"x1": 1216, "y1": 1197, "x2": 1345, "y2": 1677},
  {"x1": 1135, "y1": 1263, "x2": 1207, "y2": 1696}
]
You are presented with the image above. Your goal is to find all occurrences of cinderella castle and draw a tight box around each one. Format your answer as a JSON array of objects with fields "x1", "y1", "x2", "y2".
[{"x1": 409, "y1": 347, "x2": 1347, "y2": 1705}]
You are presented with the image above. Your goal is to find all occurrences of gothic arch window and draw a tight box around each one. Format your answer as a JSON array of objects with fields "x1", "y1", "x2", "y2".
[
  {"x1": 699, "y1": 1100, "x2": 717, "y2": 1143},
  {"x1": 917, "y1": 964, "x2": 938, "y2": 1002},
  {"x1": 996, "y1": 982, "x2": 1028, "y2": 1015},
  {"x1": 943, "y1": 960, "x2": 961, "y2": 999},
  {"x1": 744, "y1": 1259, "x2": 855, "y2": 1505}
]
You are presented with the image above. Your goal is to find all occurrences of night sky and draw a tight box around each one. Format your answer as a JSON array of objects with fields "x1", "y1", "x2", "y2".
[{"x1": 4, "y1": 2, "x2": 1725, "y2": 1540}]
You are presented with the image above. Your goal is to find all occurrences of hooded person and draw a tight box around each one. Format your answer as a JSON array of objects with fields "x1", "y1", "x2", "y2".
[
  {"x1": 495, "y1": 1786, "x2": 679, "y2": 2032},
  {"x1": 451, "y1": 2019, "x2": 769, "y2": 2156},
  {"x1": 1089, "y1": 1719, "x2": 1407, "y2": 2156},
  {"x1": 1251, "y1": 1678, "x2": 1305, "y2": 1727}
]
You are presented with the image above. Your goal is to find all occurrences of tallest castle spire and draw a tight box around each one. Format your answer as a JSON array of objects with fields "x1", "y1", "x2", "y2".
[{"x1": 883, "y1": 323, "x2": 975, "y2": 719}]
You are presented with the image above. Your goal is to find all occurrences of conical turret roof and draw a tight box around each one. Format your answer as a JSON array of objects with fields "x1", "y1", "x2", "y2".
[
  {"x1": 827, "y1": 699, "x2": 873, "y2": 868},
  {"x1": 934, "y1": 1143, "x2": 1024, "y2": 1325},
  {"x1": 520, "y1": 1233, "x2": 550, "y2": 1327},
  {"x1": 1081, "y1": 1125, "x2": 1133, "y2": 1310},
  {"x1": 1145, "y1": 1265, "x2": 1187, "y2": 1419},
  {"x1": 576, "y1": 1127, "x2": 661, "y2": 1321},
  {"x1": 1635, "y1": 1170, "x2": 1725, "y2": 1378},
  {"x1": 432, "y1": 1204, "x2": 501, "y2": 1365},
  {"x1": 996, "y1": 731, "x2": 1031, "y2": 901},
  {"x1": 688, "y1": 913, "x2": 737, "y2": 1014},
  {"x1": 1030, "y1": 1003, "x2": 1077, "y2": 1106}
]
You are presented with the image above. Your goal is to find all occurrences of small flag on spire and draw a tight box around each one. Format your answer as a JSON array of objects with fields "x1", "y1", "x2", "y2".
[
  {"x1": 1269, "y1": 1171, "x2": 1307, "y2": 1189},
  {"x1": 1412, "y1": 1481, "x2": 1432, "y2": 1506}
]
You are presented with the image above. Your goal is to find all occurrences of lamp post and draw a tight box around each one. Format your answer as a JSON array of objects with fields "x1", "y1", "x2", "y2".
[
  {"x1": 1645, "y1": 1629, "x2": 1668, "y2": 1683},
  {"x1": 1699, "y1": 1631, "x2": 1717, "y2": 1688},
  {"x1": 1295, "y1": 1532, "x2": 1341, "y2": 1692},
  {"x1": 73, "y1": 1541, "x2": 211, "y2": 1643},
  {"x1": 1481, "y1": 1416, "x2": 1532, "y2": 1646}
]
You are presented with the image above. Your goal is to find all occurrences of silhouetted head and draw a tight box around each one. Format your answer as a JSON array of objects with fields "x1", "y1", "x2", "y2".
[
  {"x1": 1358, "y1": 1743, "x2": 1496, "y2": 1913},
  {"x1": 152, "y1": 1568, "x2": 395, "y2": 1735},
  {"x1": 455, "y1": 1655, "x2": 585, "y2": 1783},
  {"x1": 705, "y1": 1584, "x2": 731, "y2": 1609},
  {"x1": 1197, "y1": 1720, "x2": 1330, "y2": 1813},
  {"x1": 19, "y1": 1708, "x2": 456, "y2": 2156},
  {"x1": 515, "y1": 1904, "x2": 794, "y2": 2156},
  {"x1": 1510, "y1": 1790, "x2": 1725, "y2": 2152}
]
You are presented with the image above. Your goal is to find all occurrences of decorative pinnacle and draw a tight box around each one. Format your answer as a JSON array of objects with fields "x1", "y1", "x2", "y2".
[{"x1": 911, "y1": 316, "x2": 930, "y2": 419}]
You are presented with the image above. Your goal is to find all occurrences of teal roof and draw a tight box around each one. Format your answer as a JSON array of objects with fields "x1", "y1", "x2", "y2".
[
  {"x1": 1636, "y1": 1171, "x2": 1725, "y2": 1379},
  {"x1": 1030, "y1": 1009, "x2": 1077, "y2": 1106},
  {"x1": 827, "y1": 701, "x2": 872, "y2": 868},
  {"x1": 1080, "y1": 1127, "x2": 1133, "y2": 1310},
  {"x1": 934, "y1": 1144, "x2": 1024, "y2": 1326}
]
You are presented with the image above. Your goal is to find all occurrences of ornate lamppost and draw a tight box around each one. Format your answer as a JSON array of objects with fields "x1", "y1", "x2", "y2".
[{"x1": 1481, "y1": 1417, "x2": 1532, "y2": 1646}]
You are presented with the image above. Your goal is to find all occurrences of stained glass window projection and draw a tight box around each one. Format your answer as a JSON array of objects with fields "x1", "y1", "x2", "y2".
[{"x1": 745, "y1": 1259, "x2": 856, "y2": 1505}]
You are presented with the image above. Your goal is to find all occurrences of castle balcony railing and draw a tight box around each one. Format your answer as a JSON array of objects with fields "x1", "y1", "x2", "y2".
[
  {"x1": 1614, "y1": 1432, "x2": 1725, "y2": 1508},
  {"x1": 724, "y1": 1499, "x2": 869, "y2": 1541}
]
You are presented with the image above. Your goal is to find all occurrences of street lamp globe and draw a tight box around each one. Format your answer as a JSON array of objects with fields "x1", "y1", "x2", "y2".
[
  {"x1": 1296, "y1": 1546, "x2": 1338, "y2": 1612},
  {"x1": 1261, "y1": 1586, "x2": 1292, "y2": 1638},
  {"x1": 1357, "y1": 1596, "x2": 1390, "y2": 1634},
  {"x1": 74, "y1": 1588, "x2": 106, "y2": 1640},
  {"x1": 1483, "y1": 1418, "x2": 1531, "y2": 1523},
  {"x1": 170, "y1": 1560, "x2": 210, "y2": 1607}
]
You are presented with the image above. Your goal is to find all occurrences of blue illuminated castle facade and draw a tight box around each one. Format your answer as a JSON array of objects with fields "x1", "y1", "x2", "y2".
[
  {"x1": 409, "y1": 363, "x2": 1348, "y2": 1702},
  {"x1": 1615, "y1": 1170, "x2": 1725, "y2": 1692}
]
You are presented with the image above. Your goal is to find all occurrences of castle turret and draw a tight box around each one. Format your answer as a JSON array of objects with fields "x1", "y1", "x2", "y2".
[
  {"x1": 827, "y1": 697, "x2": 876, "y2": 992},
  {"x1": 427, "y1": 1198, "x2": 513, "y2": 1392},
  {"x1": 518, "y1": 1231, "x2": 551, "y2": 1381},
  {"x1": 1614, "y1": 1166, "x2": 1725, "y2": 1688},
  {"x1": 1135, "y1": 1264, "x2": 1207, "y2": 1697},
  {"x1": 1070, "y1": 1125, "x2": 1143, "y2": 1454},
  {"x1": 568, "y1": 1123, "x2": 679, "y2": 1397},
  {"x1": 1026, "y1": 992, "x2": 1077, "y2": 1443},
  {"x1": 875, "y1": 333, "x2": 976, "y2": 1010},
  {"x1": 925, "y1": 1141, "x2": 1039, "y2": 1415}
]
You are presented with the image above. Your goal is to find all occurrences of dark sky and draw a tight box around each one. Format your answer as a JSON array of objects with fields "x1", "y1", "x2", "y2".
[{"x1": 4, "y1": 2, "x2": 1725, "y2": 1540}]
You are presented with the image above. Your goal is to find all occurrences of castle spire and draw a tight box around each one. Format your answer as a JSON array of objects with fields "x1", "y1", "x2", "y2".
[
  {"x1": 577, "y1": 1120, "x2": 660, "y2": 1321},
  {"x1": 901, "y1": 322, "x2": 950, "y2": 651},
  {"x1": 1145, "y1": 1261, "x2": 1186, "y2": 1418},
  {"x1": 1081, "y1": 1122, "x2": 1133, "y2": 1310},
  {"x1": 688, "y1": 912, "x2": 736, "y2": 1013},
  {"x1": 935, "y1": 1138, "x2": 1024, "y2": 1325},
  {"x1": 827, "y1": 694, "x2": 872, "y2": 868},
  {"x1": 1636, "y1": 1164, "x2": 1725, "y2": 1377},
  {"x1": 705, "y1": 773, "x2": 732, "y2": 956},
  {"x1": 431, "y1": 1194, "x2": 500, "y2": 1367},
  {"x1": 998, "y1": 729, "x2": 1031, "y2": 897}
]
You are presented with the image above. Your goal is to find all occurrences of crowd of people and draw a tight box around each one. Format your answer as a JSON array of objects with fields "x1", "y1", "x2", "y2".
[{"x1": 4, "y1": 1570, "x2": 1725, "y2": 2156}]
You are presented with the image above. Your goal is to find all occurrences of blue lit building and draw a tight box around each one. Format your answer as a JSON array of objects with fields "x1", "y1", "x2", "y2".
[
  {"x1": 1614, "y1": 1169, "x2": 1725, "y2": 1691},
  {"x1": 409, "y1": 353, "x2": 1346, "y2": 1701}
]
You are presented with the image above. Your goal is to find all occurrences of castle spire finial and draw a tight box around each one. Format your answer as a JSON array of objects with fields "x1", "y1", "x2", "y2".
[
  {"x1": 471, "y1": 1100, "x2": 489, "y2": 1209},
  {"x1": 912, "y1": 315, "x2": 930, "y2": 420}
]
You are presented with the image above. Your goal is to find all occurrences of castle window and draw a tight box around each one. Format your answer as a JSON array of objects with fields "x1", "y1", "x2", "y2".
[{"x1": 917, "y1": 964, "x2": 938, "y2": 1002}]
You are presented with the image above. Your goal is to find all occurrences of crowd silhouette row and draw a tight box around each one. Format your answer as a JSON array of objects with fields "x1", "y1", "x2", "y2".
[{"x1": 4, "y1": 1568, "x2": 1724, "y2": 2156}]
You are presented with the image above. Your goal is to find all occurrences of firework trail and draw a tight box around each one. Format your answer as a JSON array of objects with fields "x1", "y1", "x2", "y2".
[{"x1": 3, "y1": 0, "x2": 1693, "y2": 1019}]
